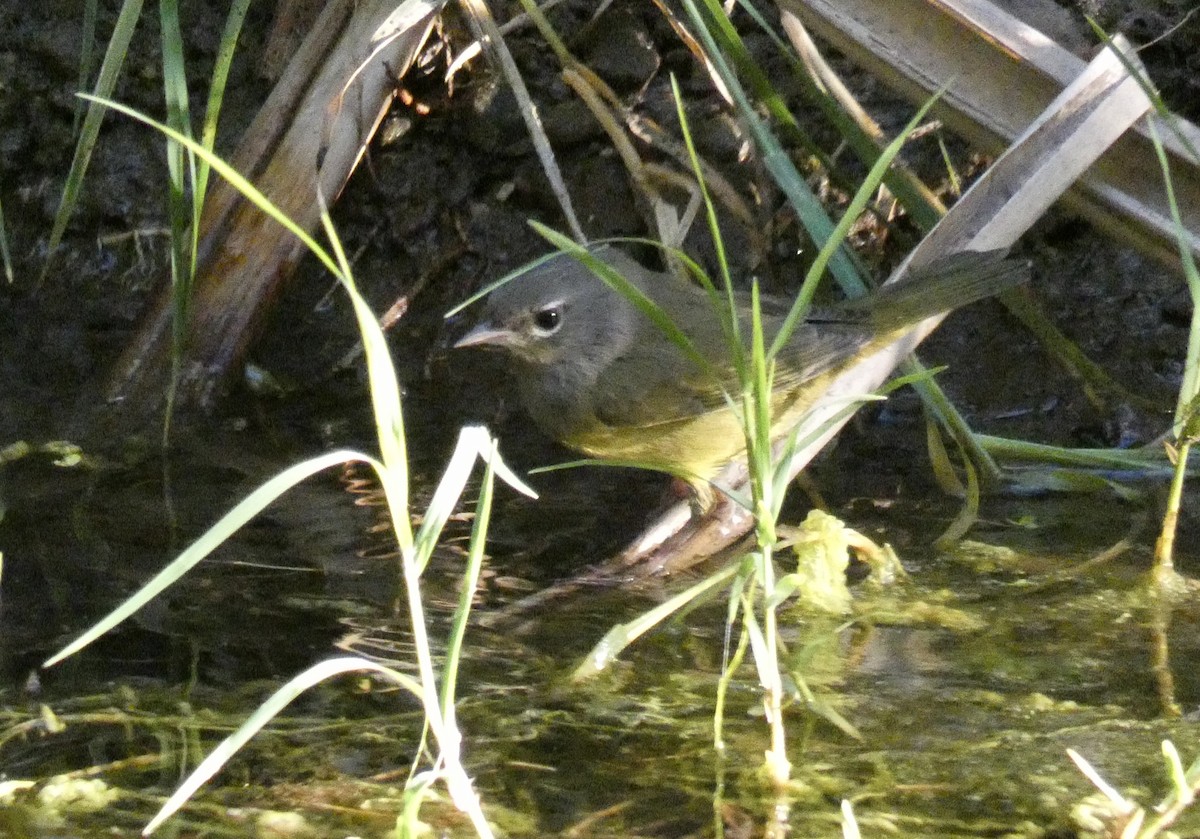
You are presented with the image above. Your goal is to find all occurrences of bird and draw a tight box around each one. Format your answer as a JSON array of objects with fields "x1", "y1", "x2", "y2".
[{"x1": 454, "y1": 245, "x2": 1028, "y2": 500}]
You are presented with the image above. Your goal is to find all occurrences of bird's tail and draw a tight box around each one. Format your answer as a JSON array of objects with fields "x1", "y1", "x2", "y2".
[{"x1": 860, "y1": 249, "x2": 1030, "y2": 329}]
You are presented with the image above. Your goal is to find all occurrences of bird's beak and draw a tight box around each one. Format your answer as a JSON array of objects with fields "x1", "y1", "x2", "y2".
[{"x1": 453, "y1": 322, "x2": 518, "y2": 350}]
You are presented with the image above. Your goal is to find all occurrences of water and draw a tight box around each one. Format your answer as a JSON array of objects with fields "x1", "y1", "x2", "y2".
[{"x1": 2, "y1": 404, "x2": 1198, "y2": 837}]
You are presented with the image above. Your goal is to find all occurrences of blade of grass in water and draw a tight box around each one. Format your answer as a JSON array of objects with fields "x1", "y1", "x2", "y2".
[
  {"x1": 144, "y1": 657, "x2": 426, "y2": 834},
  {"x1": 674, "y1": 59, "x2": 795, "y2": 786},
  {"x1": 441, "y1": 437, "x2": 499, "y2": 728},
  {"x1": 44, "y1": 446, "x2": 379, "y2": 667},
  {"x1": 40, "y1": 94, "x2": 533, "y2": 837},
  {"x1": 157, "y1": 0, "x2": 249, "y2": 440},
  {"x1": 43, "y1": 449, "x2": 380, "y2": 667},
  {"x1": 415, "y1": 426, "x2": 536, "y2": 575},
  {"x1": 574, "y1": 561, "x2": 746, "y2": 680}
]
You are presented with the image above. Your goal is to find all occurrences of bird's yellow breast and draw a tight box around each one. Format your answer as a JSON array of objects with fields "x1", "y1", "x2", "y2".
[
  {"x1": 561, "y1": 379, "x2": 829, "y2": 487},
  {"x1": 564, "y1": 408, "x2": 746, "y2": 483}
]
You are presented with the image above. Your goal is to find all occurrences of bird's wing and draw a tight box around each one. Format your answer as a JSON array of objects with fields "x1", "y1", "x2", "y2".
[
  {"x1": 768, "y1": 320, "x2": 874, "y2": 394},
  {"x1": 588, "y1": 302, "x2": 873, "y2": 431},
  {"x1": 586, "y1": 249, "x2": 1026, "y2": 432},
  {"x1": 589, "y1": 325, "x2": 734, "y2": 430}
]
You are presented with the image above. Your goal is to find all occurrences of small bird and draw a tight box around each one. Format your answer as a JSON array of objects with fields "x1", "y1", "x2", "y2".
[{"x1": 455, "y1": 246, "x2": 1027, "y2": 497}]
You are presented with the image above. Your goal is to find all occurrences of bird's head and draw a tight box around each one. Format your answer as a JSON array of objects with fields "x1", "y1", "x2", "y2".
[{"x1": 454, "y1": 248, "x2": 637, "y2": 370}]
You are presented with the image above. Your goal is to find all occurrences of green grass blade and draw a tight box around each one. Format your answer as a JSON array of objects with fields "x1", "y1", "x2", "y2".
[
  {"x1": 671, "y1": 75, "x2": 746, "y2": 377},
  {"x1": 1086, "y1": 23, "x2": 1200, "y2": 429},
  {"x1": 1087, "y1": 20, "x2": 1200, "y2": 164},
  {"x1": 39, "y1": 0, "x2": 145, "y2": 286},
  {"x1": 907, "y1": 360, "x2": 1002, "y2": 484},
  {"x1": 444, "y1": 249, "x2": 565, "y2": 317},
  {"x1": 195, "y1": 0, "x2": 252, "y2": 225},
  {"x1": 143, "y1": 657, "x2": 425, "y2": 835},
  {"x1": 739, "y1": 600, "x2": 773, "y2": 689},
  {"x1": 1162, "y1": 741, "x2": 1190, "y2": 805},
  {"x1": 480, "y1": 438, "x2": 538, "y2": 498},
  {"x1": 682, "y1": 0, "x2": 861, "y2": 292},
  {"x1": 769, "y1": 92, "x2": 942, "y2": 359},
  {"x1": 414, "y1": 426, "x2": 534, "y2": 574},
  {"x1": 669, "y1": 78, "x2": 736, "y2": 296},
  {"x1": 441, "y1": 437, "x2": 498, "y2": 729},
  {"x1": 768, "y1": 399, "x2": 874, "y2": 516},
  {"x1": 747, "y1": 284, "x2": 774, "y2": 502},
  {"x1": 42, "y1": 449, "x2": 377, "y2": 667},
  {"x1": 925, "y1": 410, "x2": 966, "y2": 496},
  {"x1": 733, "y1": 0, "x2": 944, "y2": 230},
  {"x1": 158, "y1": 0, "x2": 197, "y2": 356},
  {"x1": 976, "y1": 435, "x2": 1174, "y2": 473},
  {"x1": 81, "y1": 94, "x2": 343, "y2": 276},
  {"x1": 573, "y1": 561, "x2": 743, "y2": 680},
  {"x1": 934, "y1": 450, "x2": 981, "y2": 550},
  {"x1": 73, "y1": 0, "x2": 101, "y2": 134},
  {"x1": 317, "y1": 206, "x2": 409, "y2": 530},
  {"x1": 1146, "y1": 117, "x2": 1200, "y2": 430},
  {"x1": 317, "y1": 204, "x2": 495, "y2": 838},
  {"x1": 771, "y1": 381, "x2": 928, "y2": 505},
  {"x1": 699, "y1": 0, "x2": 826, "y2": 161}
]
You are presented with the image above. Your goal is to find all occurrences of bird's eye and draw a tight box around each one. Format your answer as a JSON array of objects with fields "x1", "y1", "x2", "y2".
[{"x1": 532, "y1": 304, "x2": 563, "y2": 335}]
